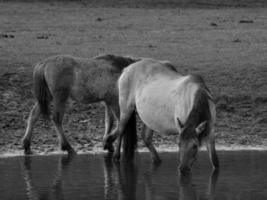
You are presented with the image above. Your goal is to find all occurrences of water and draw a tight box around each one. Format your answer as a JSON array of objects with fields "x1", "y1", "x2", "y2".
[{"x1": 0, "y1": 151, "x2": 267, "y2": 200}]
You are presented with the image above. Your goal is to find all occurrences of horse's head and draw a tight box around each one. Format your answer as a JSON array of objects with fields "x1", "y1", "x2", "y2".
[{"x1": 177, "y1": 118, "x2": 207, "y2": 174}]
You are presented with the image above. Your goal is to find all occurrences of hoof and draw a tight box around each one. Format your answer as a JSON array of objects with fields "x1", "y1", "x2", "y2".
[
  {"x1": 23, "y1": 139, "x2": 31, "y2": 153},
  {"x1": 103, "y1": 135, "x2": 116, "y2": 148},
  {"x1": 24, "y1": 148, "x2": 33, "y2": 155},
  {"x1": 61, "y1": 143, "x2": 75, "y2": 154},
  {"x1": 67, "y1": 148, "x2": 77, "y2": 155},
  {"x1": 103, "y1": 144, "x2": 114, "y2": 153}
]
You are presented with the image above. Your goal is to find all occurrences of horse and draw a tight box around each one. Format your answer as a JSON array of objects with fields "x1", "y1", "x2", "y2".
[
  {"x1": 105, "y1": 58, "x2": 219, "y2": 173},
  {"x1": 22, "y1": 54, "x2": 139, "y2": 155}
]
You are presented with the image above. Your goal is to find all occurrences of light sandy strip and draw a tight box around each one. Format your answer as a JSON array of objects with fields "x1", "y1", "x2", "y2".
[{"x1": 1, "y1": 145, "x2": 267, "y2": 158}]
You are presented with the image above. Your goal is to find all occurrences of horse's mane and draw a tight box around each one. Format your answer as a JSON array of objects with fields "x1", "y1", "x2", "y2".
[
  {"x1": 159, "y1": 60, "x2": 178, "y2": 73},
  {"x1": 95, "y1": 54, "x2": 140, "y2": 71},
  {"x1": 180, "y1": 75, "x2": 212, "y2": 144}
]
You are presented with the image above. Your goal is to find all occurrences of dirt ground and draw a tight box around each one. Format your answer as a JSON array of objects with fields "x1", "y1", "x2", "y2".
[{"x1": 0, "y1": 1, "x2": 266, "y2": 155}]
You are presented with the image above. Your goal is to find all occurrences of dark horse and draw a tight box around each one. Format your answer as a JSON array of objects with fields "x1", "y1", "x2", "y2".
[
  {"x1": 22, "y1": 54, "x2": 139, "y2": 156},
  {"x1": 106, "y1": 58, "x2": 219, "y2": 173}
]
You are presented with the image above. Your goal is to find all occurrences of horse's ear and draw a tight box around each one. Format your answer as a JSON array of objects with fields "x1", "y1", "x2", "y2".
[
  {"x1": 177, "y1": 118, "x2": 184, "y2": 129},
  {"x1": 195, "y1": 121, "x2": 207, "y2": 135}
]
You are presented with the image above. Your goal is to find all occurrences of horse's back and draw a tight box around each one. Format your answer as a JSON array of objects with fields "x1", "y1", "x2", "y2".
[
  {"x1": 35, "y1": 55, "x2": 124, "y2": 103},
  {"x1": 119, "y1": 58, "x2": 180, "y2": 90}
]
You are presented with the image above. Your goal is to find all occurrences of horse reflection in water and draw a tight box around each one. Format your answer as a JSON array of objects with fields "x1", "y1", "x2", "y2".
[
  {"x1": 103, "y1": 157, "x2": 219, "y2": 200},
  {"x1": 103, "y1": 156, "x2": 137, "y2": 200},
  {"x1": 179, "y1": 170, "x2": 219, "y2": 200},
  {"x1": 21, "y1": 155, "x2": 75, "y2": 200}
]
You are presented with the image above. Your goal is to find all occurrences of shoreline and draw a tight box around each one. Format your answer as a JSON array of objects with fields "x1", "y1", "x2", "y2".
[{"x1": 1, "y1": 145, "x2": 267, "y2": 158}]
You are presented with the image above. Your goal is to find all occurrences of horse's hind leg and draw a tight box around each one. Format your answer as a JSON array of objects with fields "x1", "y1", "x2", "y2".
[
  {"x1": 22, "y1": 103, "x2": 41, "y2": 154},
  {"x1": 52, "y1": 100, "x2": 75, "y2": 154},
  {"x1": 102, "y1": 103, "x2": 115, "y2": 152},
  {"x1": 113, "y1": 108, "x2": 135, "y2": 160},
  {"x1": 103, "y1": 101, "x2": 120, "y2": 152},
  {"x1": 140, "y1": 125, "x2": 161, "y2": 163},
  {"x1": 206, "y1": 137, "x2": 219, "y2": 169}
]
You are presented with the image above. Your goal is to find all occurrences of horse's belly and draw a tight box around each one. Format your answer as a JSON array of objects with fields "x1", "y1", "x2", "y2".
[
  {"x1": 138, "y1": 108, "x2": 177, "y2": 134},
  {"x1": 70, "y1": 68, "x2": 117, "y2": 103},
  {"x1": 136, "y1": 87, "x2": 178, "y2": 134},
  {"x1": 70, "y1": 87, "x2": 101, "y2": 103}
]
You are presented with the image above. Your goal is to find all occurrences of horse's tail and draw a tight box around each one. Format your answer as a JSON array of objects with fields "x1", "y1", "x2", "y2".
[
  {"x1": 122, "y1": 112, "x2": 137, "y2": 160},
  {"x1": 33, "y1": 63, "x2": 52, "y2": 119}
]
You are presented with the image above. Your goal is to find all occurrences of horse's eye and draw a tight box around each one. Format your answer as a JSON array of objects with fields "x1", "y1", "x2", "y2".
[{"x1": 192, "y1": 144, "x2": 198, "y2": 149}]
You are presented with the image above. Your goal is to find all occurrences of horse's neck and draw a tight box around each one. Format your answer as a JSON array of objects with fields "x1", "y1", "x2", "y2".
[{"x1": 174, "y1": 79, "x2": 200, "y2": 125}]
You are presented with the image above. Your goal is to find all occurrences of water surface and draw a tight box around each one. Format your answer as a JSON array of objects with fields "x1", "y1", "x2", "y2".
[{"x1": 0, "y1": 151, "x2": 267, "y2": 200}]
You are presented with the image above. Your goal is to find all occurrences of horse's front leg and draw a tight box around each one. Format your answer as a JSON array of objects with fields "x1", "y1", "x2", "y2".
[
  {"x1": 103, "y1": 126, "x2": 119, "y2": 153},
  {"x1": 140, "y1": 124, "x2": 161, "y2": 163},
  {"x1": 103, "y1": 103, "x2": 115, "y2": 152}
]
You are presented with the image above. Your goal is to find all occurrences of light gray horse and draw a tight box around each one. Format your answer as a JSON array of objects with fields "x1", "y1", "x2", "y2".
[
  {"x1": 22, "y1": 54, "x2": 139, "y2": 155},
  {"x1": 106, "y1": 58, "x2": 219, "y2": 173}
]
